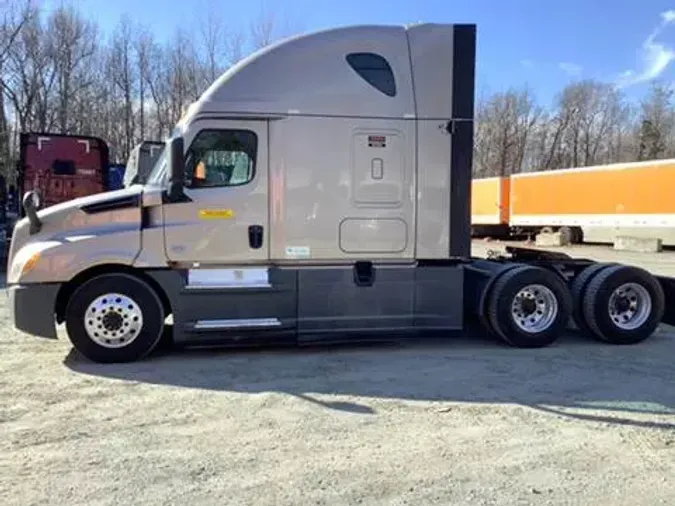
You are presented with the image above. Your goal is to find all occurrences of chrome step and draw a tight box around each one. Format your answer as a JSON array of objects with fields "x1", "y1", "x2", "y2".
[{"x1": 192, "y1": 318, "x2": 282, "y2": 331}]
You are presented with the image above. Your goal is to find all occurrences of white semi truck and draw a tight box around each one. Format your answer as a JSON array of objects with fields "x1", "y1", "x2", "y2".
[{"x1": 7, "y1": 23, "x2": 675, "y2": 363}]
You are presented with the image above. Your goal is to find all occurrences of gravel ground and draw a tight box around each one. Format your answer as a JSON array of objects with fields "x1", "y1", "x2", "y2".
[{"x1": 2, "y1": 241, "x2": 675, "y2": 506}]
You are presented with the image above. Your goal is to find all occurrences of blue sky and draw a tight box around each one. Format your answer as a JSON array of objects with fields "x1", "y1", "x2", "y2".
[{"x1": 44, "y1": 0, "x2": 675, "y2": 107}]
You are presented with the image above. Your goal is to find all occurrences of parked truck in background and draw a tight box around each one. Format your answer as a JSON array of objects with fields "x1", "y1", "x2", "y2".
[
  {"x1": 6, "y1": 23, "x2": 675, "y2": 363},
  {"x1": 3, "y1": 132, "x2": 112, "y2": 251},
  {"x1": 123, "y1": 140, "x2": 164, "y2": 187},
  {"x1": 17, "y1": 132, "x2": 110, "y2": 211},
  {"x1": 471, "y1": 158, "x2": 675, "y2": 245}
]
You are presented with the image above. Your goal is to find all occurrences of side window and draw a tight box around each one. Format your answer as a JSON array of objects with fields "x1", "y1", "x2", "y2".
[
  {"x1": 186, "y1": 129, "x2": 257, "y2": 188},
  {"x1": 346, "y1": 52, "x2": 397, "y2": 97}
]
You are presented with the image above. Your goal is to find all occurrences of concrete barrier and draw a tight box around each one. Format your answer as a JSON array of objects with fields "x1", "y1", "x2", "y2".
[
  {"x1": 613, "y1": 236, "x2": 662, "y2": 253},
  {"x1": 535, "y1": 232, "x2": 568, "y2": 247}
]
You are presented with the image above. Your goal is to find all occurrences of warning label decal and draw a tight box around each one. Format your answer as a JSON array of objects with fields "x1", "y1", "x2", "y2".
[{"x1": 368, "y1": 135, "x2": 386, "y2": 148}]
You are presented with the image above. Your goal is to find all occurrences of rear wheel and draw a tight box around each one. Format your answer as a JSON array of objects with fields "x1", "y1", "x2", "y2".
[
  {"x1": 581, "y1": 265, "x2": 665, "y2": 345},
  {"x1": 486, "y1": 265, "x2": 572, "y2": 348},
  {"x1": 571, "y1": 262, "x2": 616, "y2": 336},
  {"x1": 65, "y1": 273, "x2": 165, "y2": 363},
  {"x1": 558, "y1": 226, "x2": 574, "y2": 244},
  {"x1": 571, "y1": 227, "x2": 583, "y2": 244},
  {"x1": 558, "y1": 226, "x2": 583, "y2": 244}
]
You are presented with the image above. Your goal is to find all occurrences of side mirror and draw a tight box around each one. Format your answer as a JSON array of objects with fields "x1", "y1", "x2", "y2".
[
  {"x1": 167, "y1": 136, "x2": 185, "y2": 202},
  {"x1": 28, "y1": 189, "x2": 42, "y2": 210},
  {"x1": 22, "y1": 190, "x2": 42, "y2": 235}
]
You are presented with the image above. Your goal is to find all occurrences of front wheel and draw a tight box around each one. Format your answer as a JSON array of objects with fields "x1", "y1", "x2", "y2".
[{"x1": 65, "y1": 273, "x2": 165, "y2": 363}]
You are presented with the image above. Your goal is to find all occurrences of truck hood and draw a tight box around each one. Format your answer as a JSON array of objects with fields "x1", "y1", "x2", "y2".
[
  {"x1": 35, "y1": 185, "x2": 144, "y2": 226},
  {"x1": 8, "y1": 186, "x2": 145, "y2": 278}
]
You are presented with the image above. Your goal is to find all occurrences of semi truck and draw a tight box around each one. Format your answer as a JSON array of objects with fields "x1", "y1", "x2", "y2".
[
  {"x1": 7, "y1": 23, "x2": 675, "y2": 363},
  {"x1": 471, "y1": 157, "x2": 675, "y2": 245},
  {"x1": 5, "y1": 132, "x2": 112, "y2": 251},
  {"x1": 17, "y1": 132, "x2": 110, "y2": 211},
  {"x1": 122, "y1": 140, "x2": 164, "y2": 187}
]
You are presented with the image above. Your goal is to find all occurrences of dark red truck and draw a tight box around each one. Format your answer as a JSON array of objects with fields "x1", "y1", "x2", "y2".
[
  {"x1": 17, "y1": 132, "x2": 110, "y2": 211},
  {"x1": 0, "y1": 133, "x2": 111, "y2": 254}
]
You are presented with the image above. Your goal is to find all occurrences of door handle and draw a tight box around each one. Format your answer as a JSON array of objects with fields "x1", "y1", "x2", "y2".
[{"x1": 248, "y1": 225, "x2": 263, "y2": 249}]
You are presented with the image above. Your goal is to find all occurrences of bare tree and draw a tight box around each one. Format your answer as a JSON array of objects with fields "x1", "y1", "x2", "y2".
[
  {"x1": 109, "y1": 15, "x2": 137, "y2": 158},
  {"x1": 473, "y1": 87, "x2": 542, "y2": 176},
  {"x1": 637, "y1": 82, "x2": 675, "y2": 160},
  {"x1": 0, "y1": 0, "x2": 34, "y2": 178},
  {"x1": 224, "y1": 30, "x2": 245, "y2": 67},
  {"x1": 45, "y1": 4, "x2": 98, "y2": 133},
  {"x1": 198, "y1": 4, "x2": 225, "y2": 84},
  {"x1": 250, "y1": 9, "x2": 276, "y2": 50},
  {"x1": 134, "y1": 26, "x2": 154, "y2": 143},
  {"x1": 0, "y1": 0, "x2": 32, "y2": 62}
]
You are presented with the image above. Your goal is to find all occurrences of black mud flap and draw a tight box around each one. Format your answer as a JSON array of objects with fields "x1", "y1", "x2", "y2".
[{"x1": 655, "y1": 275, "x2": 675, "y2": 326}]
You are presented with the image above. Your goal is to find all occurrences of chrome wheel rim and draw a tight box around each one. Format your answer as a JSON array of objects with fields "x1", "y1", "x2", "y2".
[
  {"x1": 608, "y1": 282, "x2": 652, "y2": 330},
  {"x1": 84, "y1": 293, "x2": 144, "y2": 348},
  {"x1": 511, "y1": 284, "x2": 558, "y2": 333}
]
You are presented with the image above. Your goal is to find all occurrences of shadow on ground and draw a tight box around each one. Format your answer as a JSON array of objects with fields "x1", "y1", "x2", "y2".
[{"x1": 64, "y1": 327, "x2": 675, "y2": 429}]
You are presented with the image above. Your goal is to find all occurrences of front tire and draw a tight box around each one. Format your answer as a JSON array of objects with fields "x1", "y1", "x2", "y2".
[
  {"x1": 486, "y1": 265, "x2": 572, "y2": 348},
  {"x1": 65, "y1": 273, "x2": 165, "y2": 363}
]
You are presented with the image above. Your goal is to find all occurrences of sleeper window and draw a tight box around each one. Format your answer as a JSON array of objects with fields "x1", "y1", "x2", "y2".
[
  {"x1": 186, "y1": 129, "x2": 257, "y2": 188},
  {"x1": 346, "y1": 52, "x2": 397, "y2": 97}
]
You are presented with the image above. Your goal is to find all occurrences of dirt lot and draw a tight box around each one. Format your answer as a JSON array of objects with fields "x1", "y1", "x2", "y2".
[{"x1": 2, "y1": 240, "x2": 675, "y2": 506}]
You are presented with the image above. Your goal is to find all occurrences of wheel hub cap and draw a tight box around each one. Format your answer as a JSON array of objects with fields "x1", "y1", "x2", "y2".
[
  {"x1": 84, "y1": 293, "x2": 144, "y2": 348},
  {"x1": 102, "y1": 312, "x2": 124, "y2": 332},
  {"x1": 608, "y1": 282, "x2": 651, "y2": 330},
  {"x1": 511, "y1": 284, "x2": 559, "y2": 333}
]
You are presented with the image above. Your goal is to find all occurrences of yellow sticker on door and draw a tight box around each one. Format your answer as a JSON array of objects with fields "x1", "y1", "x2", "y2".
[{"x1": 199, "y1": 209, "x2": 236, "y2": 219}]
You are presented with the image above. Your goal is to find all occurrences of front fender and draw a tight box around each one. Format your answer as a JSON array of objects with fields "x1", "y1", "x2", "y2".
[{"x1": 8, "y1": 227, "x2": 141, "y2": 285}]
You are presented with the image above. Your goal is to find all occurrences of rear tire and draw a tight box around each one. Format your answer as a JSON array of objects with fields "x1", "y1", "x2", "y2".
[
  {"x1": 571, "y1": 227, "x2": 583, "y2": 244},
  {"x1": 65, "y1": 273, "x2": 165, "y2": 363},
  {"x1": 486, "y1": 265, "x2": 572, "y2": 348},
  {"x1": 581, "y1": 264, "x2": 665, "y2": 345},
  {"x1": 558, "y1": 226, "x2": 573, "y2": 244},
  {"x1": 571, "y1": 263, "x2": 616, "y2": 336}
]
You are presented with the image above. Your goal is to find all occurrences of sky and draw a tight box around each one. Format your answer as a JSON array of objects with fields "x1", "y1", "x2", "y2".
[{"x1": 42, "y1": 0, "x2": 675, "y2": 107}]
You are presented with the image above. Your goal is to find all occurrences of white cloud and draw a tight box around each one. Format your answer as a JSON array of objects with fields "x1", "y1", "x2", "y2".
[
  {"x1": 616, "y1": 10, "x2": 675, "y2": 88},
  {"x1": 520, "y1": 59, "x2": 534, "y2": 68},
  {"x1": 662, "y1": 9, "x2": 675, "y2": 23},
  {"x1": 558, "y1": 62, "x2": 582, "y2": 77}
]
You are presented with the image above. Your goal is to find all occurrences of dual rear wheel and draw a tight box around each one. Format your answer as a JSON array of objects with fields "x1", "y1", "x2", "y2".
[
  {"x1": 573, "y1": 263, "x2": 664, "y2": 344},
  {"x1": 483, "y1": 263, "x2": 665, "y2": 348}
]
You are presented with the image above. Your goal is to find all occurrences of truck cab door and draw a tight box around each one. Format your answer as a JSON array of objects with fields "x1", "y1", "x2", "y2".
[{"x1": 162, "y1": 119, "x2": 269, "y2": 264}]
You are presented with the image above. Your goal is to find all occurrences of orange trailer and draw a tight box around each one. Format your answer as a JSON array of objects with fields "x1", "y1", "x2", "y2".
[
  {"x1": 509, "y1": 159, "x2": 675, "y2": 229},
  {"x1": 471, "y1": 158, "x2": 675, "y2": 244},
  {"x1": 470, "y1": 176, "x2": 510, "y2": 225}
]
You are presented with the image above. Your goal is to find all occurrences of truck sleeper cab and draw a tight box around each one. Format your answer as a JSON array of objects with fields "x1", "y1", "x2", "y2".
[{"x1": 7, "y1": 22, "x2": 675, "y2": 363}]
